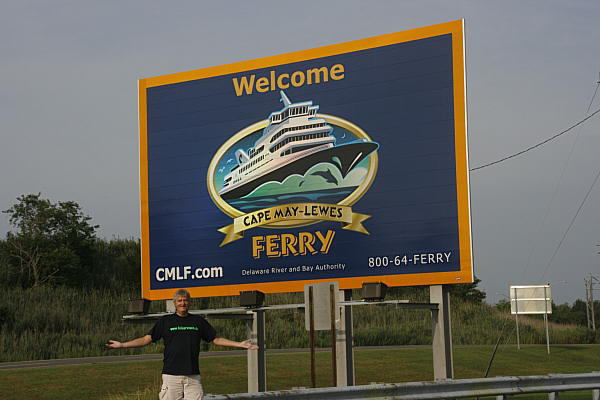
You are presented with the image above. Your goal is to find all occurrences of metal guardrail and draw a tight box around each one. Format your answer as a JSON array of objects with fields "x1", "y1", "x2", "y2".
[{"x1": 205, "y1": 372, "x2": 600, "y2": 399}]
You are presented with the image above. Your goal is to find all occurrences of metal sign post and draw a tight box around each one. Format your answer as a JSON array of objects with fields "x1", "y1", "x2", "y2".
[
  {"x1": 514, "y1": 288, "x2": 520, "y2": 350},
  {"x1": 543, "y1": 286, "x2": 550, "y2": 355}
]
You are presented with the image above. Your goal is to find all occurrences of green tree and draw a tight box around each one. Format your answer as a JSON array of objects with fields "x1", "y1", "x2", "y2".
[
  {"x1": 449, "y1": 276, "x2": 486, "y2": 303},
  {"x1": 495, "y1": 298, "x2": 511, "y2": 313},
  {"x1": 91, "y1": 238, "x2": 141, "y2": 292},
  {"x1": 2, "y1": 194, "x2": 98, "y2": 287}
]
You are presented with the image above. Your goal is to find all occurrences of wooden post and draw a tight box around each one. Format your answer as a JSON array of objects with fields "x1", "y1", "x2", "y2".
[
  {"x1": 330, "y1": 284, "x2": 337, "y2": 387},
  {"x1": 309, "y1": 286, "x2": 316, "y2": 388}
]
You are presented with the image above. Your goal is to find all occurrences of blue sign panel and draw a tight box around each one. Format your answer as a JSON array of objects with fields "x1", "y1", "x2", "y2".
[{"x1": 139, "y1": 20, "x2": 472, "y2": 299}]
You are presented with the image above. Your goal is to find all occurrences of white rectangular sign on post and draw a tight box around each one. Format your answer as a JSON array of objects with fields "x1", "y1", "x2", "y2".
[
  {"x1": 510, "y1": 285, "x2": 552, "y2": 314},
  {"x1": 304, "y1": 282, "x2": 339, "y2": 331},
  {"x1": 509, "y1": 284, "x2": 552, "y2": 354}
]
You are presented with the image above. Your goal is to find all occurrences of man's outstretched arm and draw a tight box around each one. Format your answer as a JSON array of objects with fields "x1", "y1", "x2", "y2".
[
  {"x1": 106, "y1": 335, "x2": 152, "y2": 349},
  {"x1": 212, "y1": 337, "x2": 259, "y2": 350}
]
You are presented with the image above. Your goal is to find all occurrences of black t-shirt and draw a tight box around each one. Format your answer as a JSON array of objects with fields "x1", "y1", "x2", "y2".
[{"x1": 148, "y1": 313, "x2": 217, "y2": 375}]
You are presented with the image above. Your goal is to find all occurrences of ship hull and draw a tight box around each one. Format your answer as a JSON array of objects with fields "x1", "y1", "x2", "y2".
[{"x1": 220, "y1": 141, "x2": 378, "y2": 200}]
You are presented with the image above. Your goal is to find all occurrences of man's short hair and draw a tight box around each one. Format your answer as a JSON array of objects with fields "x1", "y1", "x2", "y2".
[{"x1": 173, "y1": 289, "x2": 191, "y2": 301}]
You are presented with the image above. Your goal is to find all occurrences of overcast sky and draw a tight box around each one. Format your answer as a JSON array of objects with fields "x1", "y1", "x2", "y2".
[{"x1": 1, "y1": 1, "x2": 599, "y2": 305}]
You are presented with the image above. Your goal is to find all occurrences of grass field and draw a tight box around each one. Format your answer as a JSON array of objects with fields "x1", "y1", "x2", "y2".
[
  {"x1": 1, "y1": 345, "x2": 598, "y2": 400},
  {"x1": 2, "y1": 286, "x2": 597, "y2": 362}
]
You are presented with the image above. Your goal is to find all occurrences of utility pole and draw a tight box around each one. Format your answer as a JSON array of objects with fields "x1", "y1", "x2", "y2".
[
  {"x1": 585, "y1": 271, "x2": 598, "y2": 331},
  {"x1": 592, "y1": 278, "x2": 596, "y2": 331},
  {"x1": 591, "y1": 245, "x2": 600, "y2": 331},
  {"x1": 591, "y1": 275, "x2": 598, "y2": 331},
  {"x1": 585, "y1": 277, "x2": 591, "y2": 329}
]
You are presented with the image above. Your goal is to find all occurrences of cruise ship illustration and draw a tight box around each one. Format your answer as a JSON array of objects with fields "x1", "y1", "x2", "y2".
[{"x1": 218, "y1": 91, "x2": 379, "y2": 200}]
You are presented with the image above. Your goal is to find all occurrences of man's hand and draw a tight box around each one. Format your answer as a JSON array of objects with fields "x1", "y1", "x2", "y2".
[
  {"x1": 105, "y1": 340, "x2": 122, "y2": 349},
  {"x1": 105, "y1": 336, "x2": 151, "y2": 349},
  {"x1": 240, "y1": 339, "x2": 259, "y2": 350},
  {"x1": 212, "y1": 337, "x2": 259, "y2": 349}
]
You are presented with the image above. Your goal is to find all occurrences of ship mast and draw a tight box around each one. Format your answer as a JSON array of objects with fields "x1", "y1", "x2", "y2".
[{"x1": 280, "y1": 90, "x2": 292, "y2": 107}]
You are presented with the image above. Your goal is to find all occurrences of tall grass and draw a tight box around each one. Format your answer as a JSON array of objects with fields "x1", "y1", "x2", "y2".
[
  {"x1": 0, "y1": 286, "x2": 162, "y2": 361},
  {"x1": 0, "y1": 286, "x2": 597, "y2": 362}
]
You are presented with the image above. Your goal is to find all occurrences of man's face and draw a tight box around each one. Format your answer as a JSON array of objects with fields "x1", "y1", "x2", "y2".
[{"x1": 174, "y1": 295, "x2": 189, "y2": 315}]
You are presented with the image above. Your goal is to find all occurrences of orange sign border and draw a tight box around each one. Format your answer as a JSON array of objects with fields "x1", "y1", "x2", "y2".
[{"x1": 139, "y1": 20, "x2": 472, "y2": 300}]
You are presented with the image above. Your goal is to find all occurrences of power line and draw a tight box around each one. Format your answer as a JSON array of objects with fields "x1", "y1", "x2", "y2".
[
  {"x1": 540, "y1": 166, "x2": 600, "y2": 280},
  {"x1": 470, "y1": 106, "x2": 600, "y2": 171},
  {"x1": 532, "y1": 76, "x2": 600, "y2": 288},
  {"x1": 520, "y1": 77, "x2": 600, "y2": 280},
  {"x1": 481, "y1": 79, "x2": 600, "y2": 370},
  {"x1": 585, "y1": 73, "x2": 600, "y2": 115}
]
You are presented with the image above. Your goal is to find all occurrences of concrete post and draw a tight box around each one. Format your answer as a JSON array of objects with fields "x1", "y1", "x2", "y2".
[
  {"x1": 335, "y1": 289, "x2": 355, "y2": 386},
  {"x1": 246, "y1": 310, "x2": 266, "y2": 392},
  {"x1": 166, "y1": 300, "x2": 175, "y2": 313},
  {"x1": 430, "y1": 285, "x2": 454, "y2": 380}
]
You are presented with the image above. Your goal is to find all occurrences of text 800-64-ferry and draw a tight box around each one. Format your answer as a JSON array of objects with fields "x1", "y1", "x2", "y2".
[{"x1": 218, "y1": 91, "x2": 378, "y2": 200}]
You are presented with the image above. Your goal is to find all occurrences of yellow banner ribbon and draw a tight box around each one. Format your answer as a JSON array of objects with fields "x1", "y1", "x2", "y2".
[{"x1": 218, "y1": 203, "x2": 371, "y2": 246}]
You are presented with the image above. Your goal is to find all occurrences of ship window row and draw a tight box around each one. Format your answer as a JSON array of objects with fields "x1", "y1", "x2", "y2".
[
  {"x1": 239, "y1": 154, "x2": 265, "y2": 172},
  {"x1": 248, "y1": 145, "x2": 264, "y2": 159},
  {"x1": 282, "y1": 106, "x2": 308, "y2": 120},
  {"x1": 273, "y1": 106, "x2": 317, "y2": 124},
  {"x1": 270, "y1": 123, "x2": 327, "y2": 143},
  {"x1": 270, "y1": 132, "x2": 329, "y2": 153},
  {"x1": 280, "y1": 143, "x2": 322, "y2": 157}
]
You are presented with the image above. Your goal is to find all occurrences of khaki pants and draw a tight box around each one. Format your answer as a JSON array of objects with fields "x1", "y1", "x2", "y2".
[{"x1": 159, "y1": 374, "x2": 203, "y2": 400}]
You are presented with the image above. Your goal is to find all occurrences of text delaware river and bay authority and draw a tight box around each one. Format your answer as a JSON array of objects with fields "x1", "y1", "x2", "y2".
[{"x1": 242, "y1": 263, "x2": 346, "y2": 276}]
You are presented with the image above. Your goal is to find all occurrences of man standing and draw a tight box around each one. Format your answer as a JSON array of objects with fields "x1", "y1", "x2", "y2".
[{"x1": 107, "y1": 289, "x2": 258, "y2": 400}]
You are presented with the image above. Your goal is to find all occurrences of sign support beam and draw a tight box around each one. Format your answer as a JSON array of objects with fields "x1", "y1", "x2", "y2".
[
  {"x1": 246, "y1": 310, "x2": 266, "y2": 392},
  {"x1": 430, "y1": 285, "x2": 454, "y2": 380},
  {"x1": 336, "y1": 289, "x2": 355, "y2": 386}
]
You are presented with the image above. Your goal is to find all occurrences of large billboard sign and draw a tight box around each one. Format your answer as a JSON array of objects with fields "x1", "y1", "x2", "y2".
[{"x1": 139, "y1": 20, "x2": 473, "y2": 300}]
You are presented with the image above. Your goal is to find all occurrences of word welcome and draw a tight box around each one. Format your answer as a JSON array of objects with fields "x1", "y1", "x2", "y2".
[
  {"x1": 252, "y1": 230, "x2": 335, "y2": 259},
  {"x1": 232, "y1": 64, "x2": 345, "y2": 96}
]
